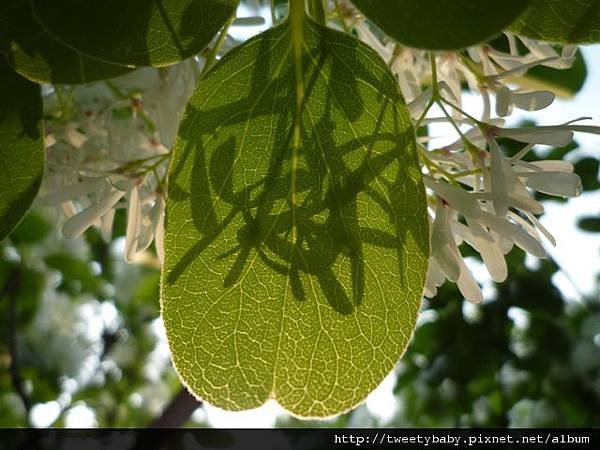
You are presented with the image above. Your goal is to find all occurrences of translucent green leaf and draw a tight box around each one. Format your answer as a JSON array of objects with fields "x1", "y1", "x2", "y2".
[
  {"x1": 30, "y1": 0, "x2": 239, "y2": 67},
  {"x1": 0, "y1": 57, "x2": 44, "y2": 240},
  {"x1": 161, "y1": 18, "x2": 428, "y2": 417},
  {"x1": 350, "y1": 0, "x2": 532, "y2": 50},
  {"x1": 510, "y1": 0, "x2": 600, "y2": 44},
  {"x1": 0, "y1": 0, "x2": 131, "y2": 84}
]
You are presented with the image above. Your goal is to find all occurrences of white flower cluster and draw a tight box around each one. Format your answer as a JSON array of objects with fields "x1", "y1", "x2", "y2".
[
  {"x1": 39, "y1": 59, "x2": 202, "y2": 264},
  {"x1": 345, "y1": 5, "x2": 600, "y2": 302}
]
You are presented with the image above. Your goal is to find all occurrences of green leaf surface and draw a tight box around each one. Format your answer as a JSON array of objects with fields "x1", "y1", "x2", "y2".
[
  {"x1": 0, "y1": 56, "x2": 44, "y2": 241},
  {"x1": 510, "y1": 0, "x2": 600, "y2": 44},
  {"x1": 0, "y1": 0, "x2": 131, "y2": 84},
  {"x1": 30, "y1": 0, "x2": 239, "y2": 67},
  {"x1": 575, "y1": 157, "x2": 600, "y2": 191},
  {"x1": 350, "y1": 0, "x2": 532, "y2": 50},
  {"x1": 161, "y1": 18, "x2": 428, "y2": 417}
]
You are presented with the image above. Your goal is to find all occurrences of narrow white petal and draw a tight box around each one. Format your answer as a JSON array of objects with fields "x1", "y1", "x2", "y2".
[
  {"x1": 466, "y1": 218, "x2": 507, "y2": 282},
  {"x1": 44, "y1": 134, "x2": 57, "y2": 148},
  {"x1": 125, "y1": 185, "x2": 142, "y2": 262},
  {"x1": 66, "y1": 128, "x2": 87, "y2": 148},
  {"x1": 154, "y1": 212, "x2": 165, "y2": 265},
  {"x1": 522, "y1": 39, "x2": 559, "y2": 60},
  {"x1": 495, "y1": 85, "x2": 511, "y2": 117},
  {"x1": 480, "y1": 51, "x2": 497, "y2": 76},
  {"x1": 507, "y1": 212, "x2": 546, "y2": 253},
  {"x1": 424, "y1": 178, "x2": 481, "y2": 218},
  {"x1": 486, "y1": 57, "x2": 558, "y2": 81},
  {"x1": 491, "y1": 231, "x2": 513, "y2": 255},
  {"x1": 568, "y1": 125, "x2": 600, "y2": 135},
  {"x1": 61, "y1": 201, "x2": 77, "y2": 218},
  {"x1": 507, "y1": 34, "x2": 519, "y2": 56},
  {"x1": 423, "y1": 284, "x2": 437, "y2": 298},
  {"x1": 467, "y1": 47, "x2": 481, "y2": 62},
  {"x1": 524, "y1": 172, "x2": 582, "y2": 197},
  {"x1": 525, "y1": 212, "x2": 556, "y2": 247},
  {"x1": 562, "y1": 45, "x2": 577, "y2": 59},
  {"x1": 425, "y1": 258, "x2": 442, "y2": 298},
  {"x1": 136, "y1": 225, "x2": 154, "y2": 253},
  {"x1": 232, "y1": 16, "x2": 265, "y2": 26},
  {"x1": 431, "y1": 206, "x2": 462, "y2": 282},
  {"x1": 438, "y1": 80, "x2": 459, "y2": 104},
  {"x1": 510, "y1": 144, "x2": 535, "y2": 163},
  {"x1": 408, "y1": 87, "x2": 433, "y2": 118},
  {"x1": 62, "y1": 189, "x2": 125, "y2": 239},
  {"x1": 498, "y1": 127, "x2": 574, "y2": 146},
  {"x1": 479, "y1": 212, "x2": 546, "y2": 258},
  {"x1": 506, "y1": 177, "x2": 545, "y2": 215},
  {"x1": 457, "y1": 260, "x2": 483, "y2": 304},
  {"x1": 490, "y1": 141, "x2": 509, "y2": 216},
  {"x1": 137, "y1": 196, "x2": 165, "y2": 253},
  {"x1": 511, "y1": 90, "x2": 555, "y2": 112},
  {"x1": 529, "y1": 160, "x2": 574, "y2": 173},
  {"x1": 480, "y1": 87, "x2": 491, "y2": 122},
  {"x1": 509, "y1": 192, "x2": 545, "y2": 215},
  {"x1": 100, "y1": 208, "x2": 115, "y2": 243},
  {"x1": 427, "y1": 257, "x2": 446, "y2": 287}
]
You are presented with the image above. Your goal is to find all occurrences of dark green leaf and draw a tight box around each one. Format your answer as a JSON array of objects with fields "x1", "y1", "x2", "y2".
[
  {"x1": 161, "y1": 18, "x2": 428, "y2": 417},
  {"x1": 0, "y1": 56, "x2": 44, "y2": 240},
  {"x1": 510, "y1": 0, "x2": 600, "y2": 44},
  {"x1": 30, "y1": 0, "x2": 239, "y2": 67},
  {"x1": 578, "y1": 216, "x2": 600, "y2": 232},
  {"x1": 0, "y1": 0, "x2": 131, "y2": 84},
  {"x1": 525, "y1": 50, "x2": 587, "y2": 98},
  {"x1": 350, "y1": 0, "x2": 532, "y2": 50},
  {"x1": 575, "y1": 158, "x2": 600, "y2": 191}
]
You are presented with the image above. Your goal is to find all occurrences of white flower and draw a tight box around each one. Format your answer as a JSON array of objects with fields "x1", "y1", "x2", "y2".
[
  {"x1": 430, "y1": 203, "x2": 461, "y2": 282},
  {"x1": 428, "y1": 202, "x2": 484, "y2": 303},
  {"x1": 493, "y1": 120, "x2": 600, "y2": 147},
  {"x1": 125, "y1": 184, "x2": 142, "y2": 262},
  {"x1": 478, "y1": 212, "x2": 546, "y2": 258},
  {"x1": 522, "y1": 171, "x2": 582, "y2": 197},
  {"x1": 424, "y1": 177, "x2": 481, "y2": 219},
  {"x1": 40, "y1": 61, "x2": 199, "y2": 263},
  {"x1": 62, "y1": 185, "x2": 127, "y2": 239},
  {"x1": 495, "y1": 85, "x2": 555, "y2": 117}
]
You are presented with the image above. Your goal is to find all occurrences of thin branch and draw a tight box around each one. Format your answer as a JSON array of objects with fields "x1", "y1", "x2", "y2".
[
  {"x1": 202, "y1": 13, "x2": 236, "y2": 75},
  {"x1": 148, "y1": 387, "x2": 202, "y2": 428}
]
